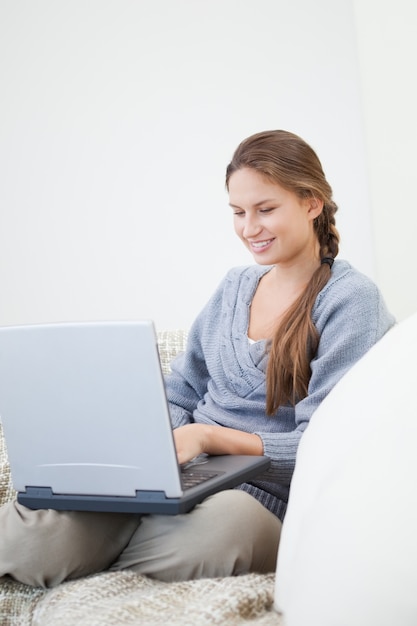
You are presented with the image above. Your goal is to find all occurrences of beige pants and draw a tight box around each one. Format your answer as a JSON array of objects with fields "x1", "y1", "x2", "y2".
[{"x1": 0, "y1": 490, "x2": 281, "y2": 588}]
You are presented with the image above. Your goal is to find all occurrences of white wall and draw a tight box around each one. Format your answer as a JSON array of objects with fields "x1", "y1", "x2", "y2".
[
  {"x1": 0, "y1": 0, "x2": 373, "y2": 331},
  {"x1": 353, "y1": 0, "x2": 417, "y2": 321}
]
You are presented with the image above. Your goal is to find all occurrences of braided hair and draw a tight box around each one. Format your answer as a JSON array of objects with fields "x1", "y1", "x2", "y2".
[{"x1": 226, "y1": 130, "x2": 340, "y2": 414}]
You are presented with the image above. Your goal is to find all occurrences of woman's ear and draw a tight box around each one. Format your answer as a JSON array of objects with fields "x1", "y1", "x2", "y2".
[{"x1": 307, "y1": 197, "x2": 324, "y2": 220}]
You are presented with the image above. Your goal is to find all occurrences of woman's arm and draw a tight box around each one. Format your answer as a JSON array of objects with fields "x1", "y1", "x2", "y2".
[
  {"x1": 256, "y1": 270, "x2": 396, "y2": 485},
  {"x1": 164, "y1": 274, "x2": 229, "y2": 428},
  {"x1": 173, "y1": 267, "x2": 395, "y2": 479}
]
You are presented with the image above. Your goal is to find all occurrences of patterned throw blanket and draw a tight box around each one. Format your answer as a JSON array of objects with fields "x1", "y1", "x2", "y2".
[{"x1": 1, "y1": 571, "x2": 282, "y2": 626}]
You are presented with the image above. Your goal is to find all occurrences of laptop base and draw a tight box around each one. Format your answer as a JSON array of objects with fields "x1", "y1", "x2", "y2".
[
  {"x1": 18, "y1": 486, "x2": 191, "y2": 515},
  {"x1": 17, "y1": 454, "x2": 270, "y2": 515},
  {"x1": 18, "y1": 486, "x2": 236, "y2": 516}
]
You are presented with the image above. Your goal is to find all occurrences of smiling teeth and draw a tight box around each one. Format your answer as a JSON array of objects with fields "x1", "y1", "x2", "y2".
[{"x1": 251, "y1": 240, "x2": 272, "y2": 248}]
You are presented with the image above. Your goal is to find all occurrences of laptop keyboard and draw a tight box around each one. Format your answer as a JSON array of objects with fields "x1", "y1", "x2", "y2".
[{"x1": 180, "y1": 467, "x2": 219, "y2": 489}]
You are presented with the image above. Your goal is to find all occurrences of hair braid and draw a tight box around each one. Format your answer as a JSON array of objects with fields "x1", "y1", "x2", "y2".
[{"x1": 226, "y1": 130, "x2": 340, "y2": 414}]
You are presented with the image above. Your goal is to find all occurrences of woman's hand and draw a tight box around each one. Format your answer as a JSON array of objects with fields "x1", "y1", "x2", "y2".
[
  {"x1": 173, "y1": 424, "x2": 208, "y2": 465},
  {"x1": 173, "y1": 423, "x2": 264, "y2": 465}
]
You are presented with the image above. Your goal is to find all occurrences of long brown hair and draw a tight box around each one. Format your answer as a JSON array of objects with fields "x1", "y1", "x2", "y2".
[{"x1": 226, "y1": 130, "x2": 340, "y2": 414}]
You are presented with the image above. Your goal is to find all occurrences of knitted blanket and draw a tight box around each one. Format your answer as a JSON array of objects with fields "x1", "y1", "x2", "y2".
[{"x1": 1, "y1": 571, "x2": 282, "y2": 626}]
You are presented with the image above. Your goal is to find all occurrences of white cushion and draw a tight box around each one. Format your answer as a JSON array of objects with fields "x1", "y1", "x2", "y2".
[{"x1": 274, "y1": 311, "x2": 417, "y2": 626}]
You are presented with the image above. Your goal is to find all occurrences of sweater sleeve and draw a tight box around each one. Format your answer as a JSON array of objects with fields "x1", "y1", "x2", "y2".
[
  {"x1": 256, "y1": 271, "x2": 396, "y2": 486},
  {"x1": 164, "y1": 275, "x2": 227, "y2": 428}
]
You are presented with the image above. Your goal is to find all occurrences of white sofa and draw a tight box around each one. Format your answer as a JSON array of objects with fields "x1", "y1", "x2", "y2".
[{"x1": 275, "y1": 311, "x2": 417, "y2": 626}]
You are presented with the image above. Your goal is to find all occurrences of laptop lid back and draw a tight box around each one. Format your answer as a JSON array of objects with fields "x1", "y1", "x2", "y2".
[{"x1": 0, "y1": 321, "x2": 184, "y2": 499}]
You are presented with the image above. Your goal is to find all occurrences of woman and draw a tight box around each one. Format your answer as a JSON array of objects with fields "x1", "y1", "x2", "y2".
[{"x1": 0, "y1": 130, "x2": 395, "y2": 587}]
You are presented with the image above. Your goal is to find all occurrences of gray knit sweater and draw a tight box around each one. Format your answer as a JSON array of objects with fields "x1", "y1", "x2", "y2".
[{"x1": 165, "y1": 260, "x2": 395, "y2": 520}]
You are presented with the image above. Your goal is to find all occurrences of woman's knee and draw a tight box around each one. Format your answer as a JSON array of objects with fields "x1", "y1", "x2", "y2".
[
  {"x1": 0, "y1": 499, "x2": 140, "y2": 587},
  {"x1": 164, "y1": 489, "x2": 281, "y2": 578},
  {"x1": 114, "y1": 489, "x2": 281, "y2": 581},
  {"x1": 201, "y1": 489, "x2": 282, "y2": 570}
]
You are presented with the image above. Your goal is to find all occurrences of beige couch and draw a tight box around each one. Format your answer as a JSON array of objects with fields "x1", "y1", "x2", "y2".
[{"x1": 0, "y1": 329, "x2": 282, "y2": 626}]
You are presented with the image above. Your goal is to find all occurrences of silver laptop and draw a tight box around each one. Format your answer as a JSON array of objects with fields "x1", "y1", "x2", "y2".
[{"x1": 0, "y1": 320, "x2": 269, "y2": 515}]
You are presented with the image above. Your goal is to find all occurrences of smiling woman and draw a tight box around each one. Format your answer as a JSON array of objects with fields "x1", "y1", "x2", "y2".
[
  {"x1": 228, "y1": 168, "x2": 323, "y2": 343},
  {"x1": 229, "y1": 169, "x2": 322, "y2": 266},
  {"x1": 226, "y1": 130, "x2": 341, "y2": 411},
  {"x1": 0, "y1": 129, "x2": 395, "y2": 590}
]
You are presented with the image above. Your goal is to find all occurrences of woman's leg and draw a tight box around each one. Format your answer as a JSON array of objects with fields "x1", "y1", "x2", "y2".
[
  {"x1": 0, "y1": 491, "x2": 281, "y2": 587},
  {"x1": 0, "y1": 499, "x2": 141, "y2": 587},
  {"x1": 109, "y1": 490, "x2": 282, "y2": 581}
]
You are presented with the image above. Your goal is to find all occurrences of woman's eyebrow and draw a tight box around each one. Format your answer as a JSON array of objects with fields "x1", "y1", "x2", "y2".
[
  {"x1": 254, "y1": 198, "x2": 276, "y2": 207},
  {"x1": 229, "y1": 198, "x2": 276, "y2": 209}
]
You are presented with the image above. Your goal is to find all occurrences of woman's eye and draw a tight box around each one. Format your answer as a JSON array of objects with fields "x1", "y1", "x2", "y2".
[
  {"x1": 259, "y1": 208, "x2": 275, "y2": 214},
  {"x1": 233, "y1": 211, "x2": 245, "y2": 216}
]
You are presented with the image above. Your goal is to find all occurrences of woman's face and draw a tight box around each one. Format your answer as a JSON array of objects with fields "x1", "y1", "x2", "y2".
[{"x1": 228, "y1": 167, "x2": 322, "y2": 267}]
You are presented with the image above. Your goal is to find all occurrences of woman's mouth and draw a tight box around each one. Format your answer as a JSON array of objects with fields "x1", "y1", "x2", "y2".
[{"x1": 249, "y1": 239, "x2": 274, "y2": 252}]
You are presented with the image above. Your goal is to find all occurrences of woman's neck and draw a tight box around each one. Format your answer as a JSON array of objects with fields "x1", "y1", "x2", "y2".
[{"x1": 248, "y1": 260, "x2": 320, "y2": 341}]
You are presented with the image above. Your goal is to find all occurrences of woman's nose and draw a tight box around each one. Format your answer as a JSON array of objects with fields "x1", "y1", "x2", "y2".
[{"x1": 243, "y1": 214, "x2": 261, "y2": 238}]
